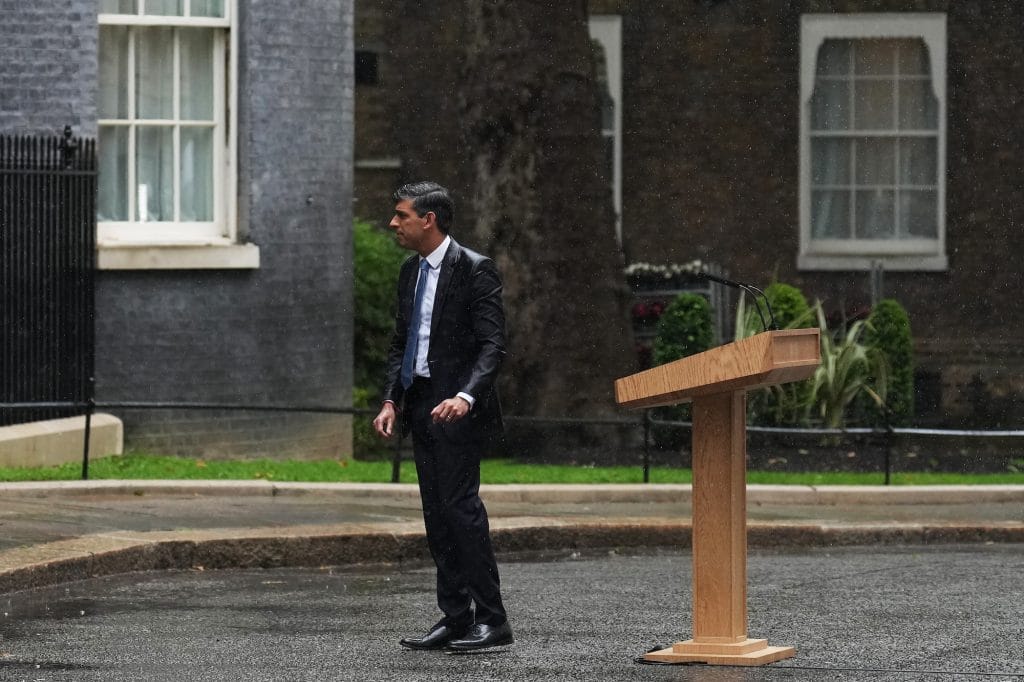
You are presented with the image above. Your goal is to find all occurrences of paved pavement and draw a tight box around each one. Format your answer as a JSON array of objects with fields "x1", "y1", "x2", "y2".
[
  {"x1": 0, "y1": 481, "x2": 1020, "y2": 594},
  {"x1": 0, "y1": 482, "x2": 1020, "y2": 680}
]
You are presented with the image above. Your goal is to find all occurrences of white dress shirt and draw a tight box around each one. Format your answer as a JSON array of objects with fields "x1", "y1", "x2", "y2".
[{"x1": 411, "y1": 236, "x2": 475, "y2": 409}]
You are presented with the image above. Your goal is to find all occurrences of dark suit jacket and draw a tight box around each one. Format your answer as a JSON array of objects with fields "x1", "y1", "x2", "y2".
[{"x1": 383, "y1": 238, "x2": 506, "y2": 449}]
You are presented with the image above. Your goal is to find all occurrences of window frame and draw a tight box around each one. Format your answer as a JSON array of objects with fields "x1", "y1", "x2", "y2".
[
  {"x1": 96, "y1": 0, "x2": 252, "y2": 269},
  {"x1": 799, "y1": 13, "x2": 947, "y2": 272}
]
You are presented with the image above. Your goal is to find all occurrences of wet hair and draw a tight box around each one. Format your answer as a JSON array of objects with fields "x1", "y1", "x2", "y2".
[{"x1": 393, "y1": 181, "x2": 454, "y2": 234}]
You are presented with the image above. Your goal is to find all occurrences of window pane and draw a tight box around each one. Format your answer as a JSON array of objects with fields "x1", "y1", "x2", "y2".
[
  {"x1": 98, "y1": 126, "x2": 129, "y2": 221},
  {"x1": 810, "y1": 80, "x2": 849, "y2": 130},
  {"x1": 899, "y1": 138, "x2": 937, "y2": 186},
  {"x1": 812, "y1": 190, "x2": 850, "y2": 239},
  {"x1": 145, "y1": 0, "x2": 183, "y2": 15},
  {"x1": 101, "y1": 0, "x2": 137, "y2": 13},
  {"x1": 180, "y1": 29, "x2": 214, "y2": 121},
  {"x1": 897, "y1": 39, "x2": 930, "y2": 75},
  {"x1": 855, "y1": 138, "x2": 895, "y2": 185},
  {"x1": 898, "y1": 79, "x2": 938, "y2": 130},
  {"x1": 900, "y1": 190, "x2": 938, "y2": 238},
  {"x1": 811, "y1": 137, "x2": 850, "y2": 185},
  {"x1": 98, "y1": 26, "x2": 130, "y2": 119},
  {"x1": 816, "y1": 40, "x2": 850, "y2": 76},
  {"x1": 180, "y1": 127, "x2": 213, "y2": 221},
  {"x1": 136, "y1": 28, "x2": 174, "y2": 119},
  {"x1": 191, "y1": 0, "x2": 224, "y2": 17},
  {"x1": 854, "y1": 39, "x2": 896, "y2": 75},
  {"x1": 136, "y1": 126, "x2": 174, "y2": 222},
  {"x1": 854, "y1": 80, "x2": 894, "y2": 130},
  {"x1": 855, "y1": 189, "x2": 895, "y2": 239}
]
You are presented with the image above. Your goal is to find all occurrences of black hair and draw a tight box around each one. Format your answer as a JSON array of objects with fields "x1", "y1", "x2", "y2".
[{"x1": 392, "y1": 181, "x2": 454, "y2": 234}]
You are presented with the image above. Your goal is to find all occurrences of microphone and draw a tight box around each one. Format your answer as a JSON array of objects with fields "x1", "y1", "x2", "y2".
[{"x1": 693, "y1": 271, "x2": 779, "y2": 333}]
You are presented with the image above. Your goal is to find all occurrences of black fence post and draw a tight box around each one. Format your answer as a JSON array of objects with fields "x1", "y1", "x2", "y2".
[
  {"x1": 81, "y1": 378, "x2": 95, "y2": 480},
  {"x1": 642, "y1": 409, "x2": 652, "y2": 483},
  {"x1": 883, "y1": 426, "x2": 894, "y2": 486}
]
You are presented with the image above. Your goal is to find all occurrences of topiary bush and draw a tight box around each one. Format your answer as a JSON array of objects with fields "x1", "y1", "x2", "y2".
[
  {"x1": 737, "y1": 282, "x2": 813, "y2": 339},
  {"x1": 653, "y1": 293, "x2": 714, "y2": 365},
  {"x1": 763, "y1": 282, "x2": 813, "y2": 329},
  {"x1": 737, "y1": 282, "x2": 816, "y2": 425},
  {"x1": 862, "y1": 299, "x2": 914, "y2": 426},
  {"x1": 651, "y1": 293, "x2": 714, "y2": 448},
  {"x1": 353, "y1": 218, "x2": 408, "y2": 457}
]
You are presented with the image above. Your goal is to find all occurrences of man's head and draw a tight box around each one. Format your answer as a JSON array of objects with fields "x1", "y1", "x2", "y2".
[
  {"x1": 392, "y1": 182, "x2": 454, "y2": 234},
  {"x1": 389, "y1": 182, "x2": 454, "y2": 256}
]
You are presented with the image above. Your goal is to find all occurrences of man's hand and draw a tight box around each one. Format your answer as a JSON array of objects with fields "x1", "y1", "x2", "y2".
[
  {"x1": 373, "y1": 402, "x2": 397, "y2": 439},
  {"x1": 431, "y1": 396, "x2": 470, "y2": 424}
]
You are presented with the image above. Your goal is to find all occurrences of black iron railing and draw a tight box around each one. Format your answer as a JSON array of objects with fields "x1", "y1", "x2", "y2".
[{"x1": 0, "y1": 128, "x2": 96, "y2": 427}]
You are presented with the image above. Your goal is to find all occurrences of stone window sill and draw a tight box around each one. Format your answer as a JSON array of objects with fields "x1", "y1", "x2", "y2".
[{"x1": 97, "y1": 243, "x2": 260, "y2": 270}]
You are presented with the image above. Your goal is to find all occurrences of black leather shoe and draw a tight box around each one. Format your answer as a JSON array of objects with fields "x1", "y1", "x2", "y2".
[
  {"x1": 399, "y1": 622, "x2": 469, "y2": 650},
  {"x1": 445, "y1": 622, "x2": 514, "y2": 652}
]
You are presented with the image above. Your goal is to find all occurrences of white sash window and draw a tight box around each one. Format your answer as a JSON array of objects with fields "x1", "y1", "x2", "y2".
[
  {"x1": 97, "y1": 0, "x2": 237, "y2": 248},
  {"x1": 799, "y1": 14, "x2": 947, "y2": 271}
]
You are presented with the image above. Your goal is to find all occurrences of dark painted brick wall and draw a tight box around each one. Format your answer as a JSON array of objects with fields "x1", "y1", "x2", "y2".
[
  {"x1": 0, "y1": 0, "x2": 97, "y2": 136},
  {"x1": 2, "y1": 1, "x2": 355, "y2": 457},
  {"x1": 617, "y1": 1, "x2": 1024, "y2": 426},
  {"x1": 350, "y1": 0, "x2": 1024, "y2": 426}
]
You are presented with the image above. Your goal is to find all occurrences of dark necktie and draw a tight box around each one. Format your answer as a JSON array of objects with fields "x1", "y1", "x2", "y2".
[{"x1": 400, "y1": 259, "x2": 431, "y2": 390}]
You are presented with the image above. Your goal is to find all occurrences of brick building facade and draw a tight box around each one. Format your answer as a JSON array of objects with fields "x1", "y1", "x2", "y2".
[
  {"x1": 354, "y1": 1, "x2": 1023, "y2": 427},
  {"x1": 2, "y1": 1, "x2": 355, "y2": 457}
]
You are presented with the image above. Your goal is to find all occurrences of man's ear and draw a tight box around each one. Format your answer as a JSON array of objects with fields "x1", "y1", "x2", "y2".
[{"x1": 422, "y1": 211, "x2": 438, "y2": 230}]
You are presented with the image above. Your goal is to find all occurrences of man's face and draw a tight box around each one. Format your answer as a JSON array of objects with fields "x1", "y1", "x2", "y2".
[{"x1": 388, "y1": 199, "x2": 429, "y2": 252}]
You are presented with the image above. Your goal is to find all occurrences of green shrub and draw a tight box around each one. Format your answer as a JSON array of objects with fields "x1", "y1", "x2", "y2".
[
  {"x1": 862, "y1": 299, "x2": 914, "y2": 425},
  {"x1": 353, "y1": 218, "x2": 407, "y2": 389},
  {"x1": 653, "y1": 293, "x2": 714, "y2": 365},
  {"x1": 764, "y1": 282, "x2": 813, "y2": 329},
  {"x1": 737, "y1": 282, "x2": 814, "y2": 339},
  {"x1": 353, "y1": 218, "x2": 407, "y2": 458},
  {"x1": 736, "y1": 282, "x2": 816, "y2": 425},
  {"x1": 651, "y1": 293, "x2": 714, "y2": 447},
  {"x1": 809, "y1": 303, "x2": 889, "y2": 431}
]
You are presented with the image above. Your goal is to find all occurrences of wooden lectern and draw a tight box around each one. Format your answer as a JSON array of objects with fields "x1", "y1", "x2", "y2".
[{"x1": 615, "y1": 329, "x2": 820, "y2": 666}]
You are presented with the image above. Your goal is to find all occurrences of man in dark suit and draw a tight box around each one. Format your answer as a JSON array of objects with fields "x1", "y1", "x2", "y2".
[{"x1": 372, "y1": 181, "x2": 513, "y2": 653}]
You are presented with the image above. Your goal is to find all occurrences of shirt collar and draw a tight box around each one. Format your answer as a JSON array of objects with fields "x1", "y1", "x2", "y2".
[{"x1": 422, "y1": 235, "x2": 451, "y2": 270}]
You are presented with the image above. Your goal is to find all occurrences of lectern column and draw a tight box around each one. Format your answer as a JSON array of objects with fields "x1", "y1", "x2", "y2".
[
  {"x1": 643, "y1": 388, "x2": 795, "y2": 665},
  {"x1": 691, "y1": 390, "x2": 748, "y2": 642}
]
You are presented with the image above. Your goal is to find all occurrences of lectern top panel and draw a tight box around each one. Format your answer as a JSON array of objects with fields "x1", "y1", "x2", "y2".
[{"x1": 614, "y1": 329, "x2": 821, "y2": 409}]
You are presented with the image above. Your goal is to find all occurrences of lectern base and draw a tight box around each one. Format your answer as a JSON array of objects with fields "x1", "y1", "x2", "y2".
[{"x1": 643, "y1": 638, "x2": 795, "y2": 667}]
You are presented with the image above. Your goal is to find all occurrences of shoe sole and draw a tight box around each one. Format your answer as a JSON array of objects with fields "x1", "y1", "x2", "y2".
[{"x1": 443, "y1": 640, "x2": 514, "y2": 655}]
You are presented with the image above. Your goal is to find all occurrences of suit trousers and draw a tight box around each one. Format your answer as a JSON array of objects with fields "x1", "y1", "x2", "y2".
[{"x1": 405, "y1": 378, "x2": 507, "y2": 627}]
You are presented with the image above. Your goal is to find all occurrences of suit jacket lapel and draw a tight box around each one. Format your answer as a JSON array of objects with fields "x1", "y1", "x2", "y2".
[{"x1": 430, "y1": 238, "x2": 460, "y2": 338}]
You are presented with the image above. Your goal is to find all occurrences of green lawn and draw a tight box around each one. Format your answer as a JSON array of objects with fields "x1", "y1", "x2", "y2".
[{"x1": 0, "y1": 453, "x2": 1021, "y2": 486}]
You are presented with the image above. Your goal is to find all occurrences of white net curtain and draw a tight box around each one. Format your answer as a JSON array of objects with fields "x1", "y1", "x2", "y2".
[
  {"x1": 97, "y1": 0, "x2": 222, "y2": 229},
  {"x1": 809, "y1": 38, "x2": 939, "y2": 242}
]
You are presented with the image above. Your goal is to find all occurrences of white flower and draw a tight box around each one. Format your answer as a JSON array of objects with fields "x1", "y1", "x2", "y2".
[{"x1": 624, "y1": 259, "x2": 706, "y2": 278}]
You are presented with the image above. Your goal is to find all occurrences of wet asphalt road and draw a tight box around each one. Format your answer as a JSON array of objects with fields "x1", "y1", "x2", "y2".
[{"x1": 0, "y1": 545, "x2": 1022, "y2": 681}]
